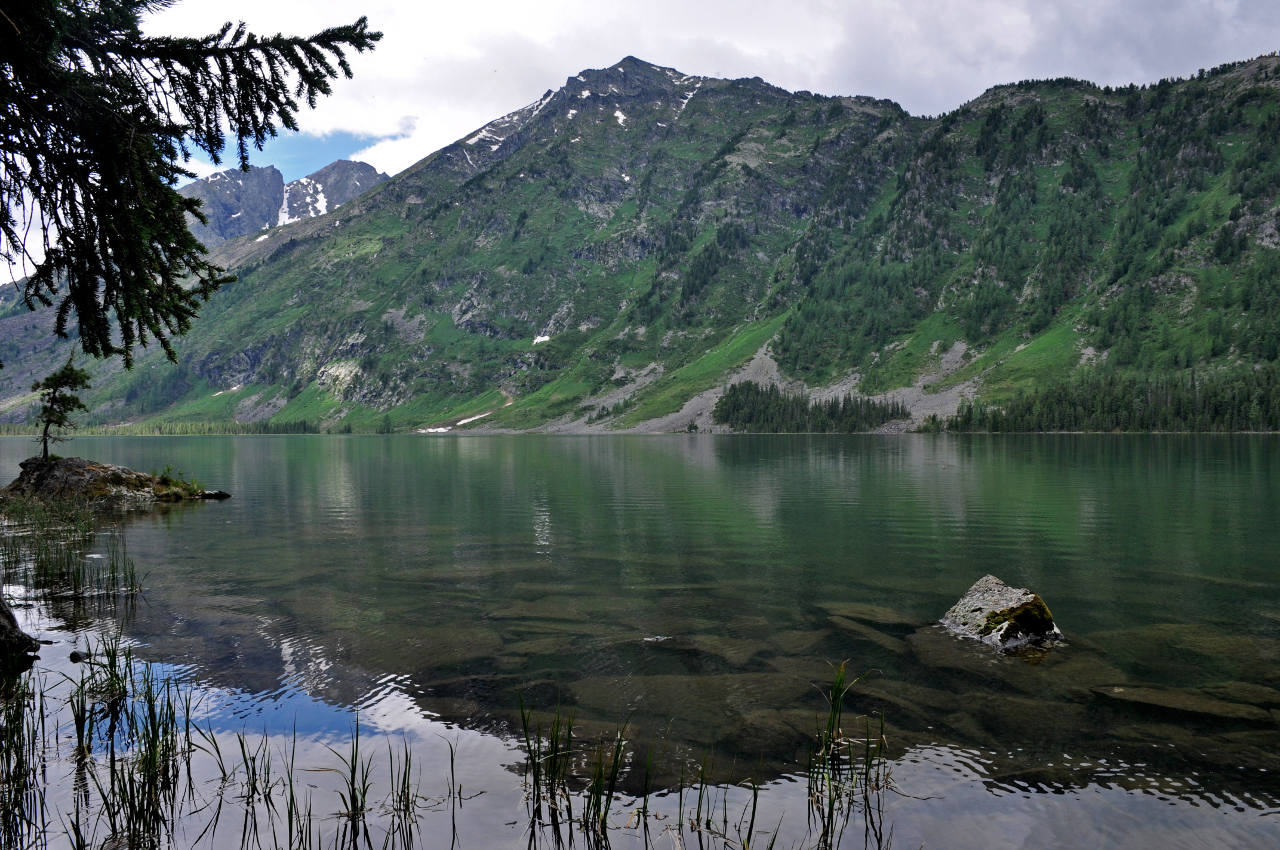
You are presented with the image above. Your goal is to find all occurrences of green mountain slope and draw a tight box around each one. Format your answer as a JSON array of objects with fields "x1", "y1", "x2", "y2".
[{"x1": 4, "y1": 55, "x2": 1280, "y2": 432}]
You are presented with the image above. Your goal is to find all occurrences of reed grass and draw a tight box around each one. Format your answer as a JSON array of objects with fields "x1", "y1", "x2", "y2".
[
  {"x1": 580, "y1": 724, "x2": 627, "y2": 836},
  {"x1": 4, "y1": 645, "x2": 894, "y2": 850},
  {"x1": 1, "y1": 497, "x2": 138, "y2": 621},
  {"x1": 0, "y1": 670, "x2": 52, "y2": 849},
  {"x1": 518, "y1": 696, "x2": 577, "y2": 828},
  {"x1": 327, "y1": 716, "x2": 374, "y2": 847},
  {"x1": 806, "y1": 661, "x2": 893, "y2": 850}
]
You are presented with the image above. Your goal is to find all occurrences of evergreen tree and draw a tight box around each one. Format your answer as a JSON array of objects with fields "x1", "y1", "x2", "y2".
[
  {"x1": 0, "y1": 0, "x2": 381, "y2": 366},
  {"x1": 31, "y1": 354, "x2": 91, "y2": 460}
]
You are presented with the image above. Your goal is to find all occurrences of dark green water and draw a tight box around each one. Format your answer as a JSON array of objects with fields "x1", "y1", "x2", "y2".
[{"x1": 4, "y1": 434, "x2": 1279, "y2": 847}]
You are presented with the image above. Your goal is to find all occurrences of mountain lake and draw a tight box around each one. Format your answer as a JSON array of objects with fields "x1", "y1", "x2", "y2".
[{"x1": 2, "y1": 434, "x2": 1278, "y2": 849}]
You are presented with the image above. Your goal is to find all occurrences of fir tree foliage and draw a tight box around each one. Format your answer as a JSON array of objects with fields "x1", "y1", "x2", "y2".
[
  {"x1": 713, "y1": 381, "x2": 908, "y2": 432},
  {"x1": 946, "y1": 366, "x2": 1280, "y2": 432},
  {"x1": 31, "y1": 353, "x2": 91, "y2": 460},
  {"x1": 0, "y1": 0, "x2": 381, "y2": 366}
]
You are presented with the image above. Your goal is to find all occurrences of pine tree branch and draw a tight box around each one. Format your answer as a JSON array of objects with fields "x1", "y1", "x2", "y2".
[{"x1": 0, "y1": 1, "x2": 382, "y2": 368}]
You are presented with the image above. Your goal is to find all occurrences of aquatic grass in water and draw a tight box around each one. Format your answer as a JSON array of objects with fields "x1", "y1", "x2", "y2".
[
  {"x1": 518, "y1": 697, "x2": 576, "y2": 828},
  {"x1": 1, "y1": 497, "x2": 138, "y2": 613},
  {"x1": 0, "y1": 670, "x2": 53, "y2": 850},
  {"x1": 326, "y1": 716, "x2": 374, "y2": 846},
  {"x1": 806, "y1": 662, "x2": 893, "y2": 850},
  {"x1": 580, "y1": 724, "x2": 628, "y2": 836},
  {"x1": 1, "y1": 638, "x2": 898, "y2": 850}
]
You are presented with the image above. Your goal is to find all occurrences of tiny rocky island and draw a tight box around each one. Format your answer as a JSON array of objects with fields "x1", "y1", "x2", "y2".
[{"x1": 1, "y1": 456, "x2": 230, "y2": 509}]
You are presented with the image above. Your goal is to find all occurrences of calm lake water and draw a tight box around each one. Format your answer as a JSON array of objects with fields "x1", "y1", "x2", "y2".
[{"x1": 4, "y1": 434, "x2": 1279, "y2": 848}]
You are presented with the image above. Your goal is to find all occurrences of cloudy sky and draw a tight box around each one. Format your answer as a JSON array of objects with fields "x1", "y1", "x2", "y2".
[{"x1": 135, "y1": 1, "x2": 1280, "y2": 181}]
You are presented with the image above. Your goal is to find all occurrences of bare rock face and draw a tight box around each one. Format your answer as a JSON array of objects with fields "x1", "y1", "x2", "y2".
[
  {"x1": 941, "y1": 574, "x2": 1063, "y2": 649},
  {"x1": 1, "y1": 457, "x2": 228, "y2": 508}
]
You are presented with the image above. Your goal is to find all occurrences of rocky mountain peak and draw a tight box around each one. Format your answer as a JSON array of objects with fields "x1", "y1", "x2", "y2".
[{"x1": 180, "y1": 159, "x2": 389, "y2": 246}]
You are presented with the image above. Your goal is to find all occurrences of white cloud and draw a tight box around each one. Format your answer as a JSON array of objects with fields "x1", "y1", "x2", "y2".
[
  {"x1": 176, "y1": 157, "x2": 225, "y2": 186},
  {"x1": 141, "y1": 1, "x2": 1280, "y2": 175}
]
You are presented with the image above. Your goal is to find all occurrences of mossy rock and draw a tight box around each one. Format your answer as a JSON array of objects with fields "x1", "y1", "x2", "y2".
[
  {"x1": 941, "y1": 574, "x2": 1064, "y2": 650},
  {"x1": 980, "y1": 598, "x2": 1055, "y2": 637}
]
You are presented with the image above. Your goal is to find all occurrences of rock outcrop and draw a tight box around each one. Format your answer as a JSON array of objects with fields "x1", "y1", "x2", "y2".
[
  {"x1": 0, "y1": 597, "x2": 38, "y2": 668},
  {"x1": 941, "y1": 574, "x2": 1063, "y2": 649},
  {"x1": 1, "y1": 457, "x2": 229, "y2": 509}
]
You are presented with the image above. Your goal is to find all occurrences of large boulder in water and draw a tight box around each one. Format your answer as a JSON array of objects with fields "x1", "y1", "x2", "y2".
[{"x1": 941, "y1": 574, "x2": 1063, "y2": 649}]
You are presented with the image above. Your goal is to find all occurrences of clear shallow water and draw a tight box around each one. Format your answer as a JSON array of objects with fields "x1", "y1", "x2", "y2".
[{"x1": 3, "y1": 434, "x2": 1279, "y2": 847}]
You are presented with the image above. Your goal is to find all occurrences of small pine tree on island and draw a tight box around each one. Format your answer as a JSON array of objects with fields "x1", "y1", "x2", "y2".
[{"x1": 31, "y1": 356, "x2": 91, "y2": 462}]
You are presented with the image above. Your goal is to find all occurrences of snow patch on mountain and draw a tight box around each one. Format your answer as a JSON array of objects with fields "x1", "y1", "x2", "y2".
[
  {"x1": 466, "y1": 128, "x2": 501, "y2": 146},
  {"x1": 677, "y1": 82, "x2": 703, "y2": 116},
  {"x1": 276, "y1": 185, "x2": 292, "y2": 227}
]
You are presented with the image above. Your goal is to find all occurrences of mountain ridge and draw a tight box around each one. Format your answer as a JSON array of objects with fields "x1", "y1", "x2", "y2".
[{"x1": 3, "y1": 54, "x2": 1280, "y2": 432}]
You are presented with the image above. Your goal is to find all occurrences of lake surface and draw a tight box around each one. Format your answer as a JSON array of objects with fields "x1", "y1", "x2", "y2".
[{"x1": 4, "y1": 434, "x2": 1279, "y2": 848}]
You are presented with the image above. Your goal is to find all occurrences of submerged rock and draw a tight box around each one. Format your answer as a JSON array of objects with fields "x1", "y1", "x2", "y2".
[
  {"x1": 1, "y1": 457, "x2": 229, "y2": 509},
  {"x1": 941, "y1": 574, "x2": 1063, "y2": 649},
  {"x1": 828, "y1": 615, "x2": 908, "y2": 655},
  {"x1": 1092, "y1": 684, "x2": 1273, "y2": 724}
]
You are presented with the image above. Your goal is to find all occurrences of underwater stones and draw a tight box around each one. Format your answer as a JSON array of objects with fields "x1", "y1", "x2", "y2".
[
  {"x1": 414, "y1": 625, "x2": 503, "y2": 666},
  {"x1": 852, "y1": 679, "x2": 961, "y2": 730},
  {"x1": 828, "y1": 615, "x2": 908, "y2": 655},
  {"x1": 1030, "y1": 651, "x2": 1129, "y2": 698},
  {"x1": 682, "y1": 633, "x2": 770, "y2": 667},
  {"x1": 764, "y1": 654, "x2": 845, "y2": 684},
  {"x1": 1198, "y1": 681, "x2": 1280, "y2": 709},
  {"x1": 967, "y1": 692, "x2": 1088, "y2": 743},
  {"x1": 819, "y1": 601, "x2": 918, "y2": 628},
  {"x1": 714, "y1": 708, "x2": 811, "y2": 759},
  {"x1": 769, "y1": 628, "x2": 832, "y2": 655},
  {"x1": 1089, "y1": 623, "x2": 1280, "y2": 686},
  {"x1": 941, "y1": 574, "x2": 1063, "y2": 649},
  {"x1": 905, "y1": 625, "x2": 1113, "y2": 702},
  {"x1": 570, "y1": 673, "x2": 814, "y2": 725},
  {"x1": 1091, "y1": 684, "x2": 1274, "y2": 724},
  {"x1": 906, "y1": 626, "x2": 1007, "y2": 677}
]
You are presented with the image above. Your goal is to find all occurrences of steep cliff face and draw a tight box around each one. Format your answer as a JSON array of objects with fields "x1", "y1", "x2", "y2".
[
  {"x1": 179, "y1": 160, "x2": 389, "y2": 245},
  {"x1": 4, "y1": 55, "x2": 1280, "y2": 432},
  {"x1": 179, "y1": 165, "x2": 285, "y2": 245}
]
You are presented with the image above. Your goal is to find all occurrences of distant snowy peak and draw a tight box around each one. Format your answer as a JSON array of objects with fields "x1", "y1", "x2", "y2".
[
  {"x1": 182, "y1": 160, "x2": 389, "y2": 244},
  {"x1": 279, "y1": 160, "x2": 388, "y2": 226}
]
